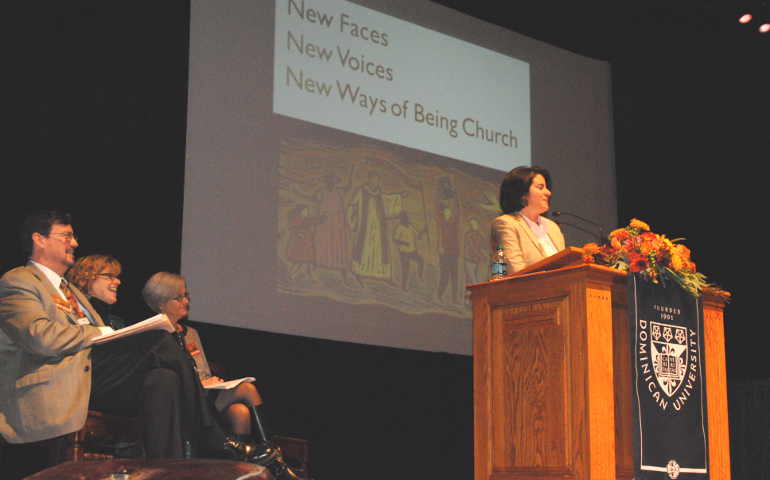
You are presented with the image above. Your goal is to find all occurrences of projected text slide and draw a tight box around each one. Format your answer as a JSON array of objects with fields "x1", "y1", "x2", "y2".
[{"x1": 274, "y1": 0, "x2": 531, "y2": 171}]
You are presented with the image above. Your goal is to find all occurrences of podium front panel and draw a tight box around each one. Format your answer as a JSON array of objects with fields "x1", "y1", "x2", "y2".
[
  {"x1": 469, "y1": 264, "x2": 730, "y2": 480},
  {"x1": 490, "y1": 295, "x2": 572, "y2": 472}
]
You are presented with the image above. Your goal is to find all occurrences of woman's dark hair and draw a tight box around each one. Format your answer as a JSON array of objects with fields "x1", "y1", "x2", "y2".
[{"x1": 498, "y1": 166, "x2": 552, "y2": 214}]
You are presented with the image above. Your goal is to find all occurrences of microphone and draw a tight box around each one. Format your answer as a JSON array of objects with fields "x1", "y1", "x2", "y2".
[{"x1": 549, "y1": 210, "x2": 606, "y2": 242}]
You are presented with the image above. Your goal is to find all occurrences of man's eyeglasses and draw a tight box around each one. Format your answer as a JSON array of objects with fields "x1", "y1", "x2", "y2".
[{"x1": 48, "y1": 232, "x2": 77, "y2": 242}]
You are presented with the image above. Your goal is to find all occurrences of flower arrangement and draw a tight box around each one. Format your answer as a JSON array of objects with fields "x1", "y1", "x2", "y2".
[{"x1": 582, "y1": 218, "x2": 709, "y2": 296}]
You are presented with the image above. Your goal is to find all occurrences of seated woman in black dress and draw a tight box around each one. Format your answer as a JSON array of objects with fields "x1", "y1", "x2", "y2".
[
  {"x1": 142, "y1": 271, "x2": 300, "y2": 480},
  {"x1": 65, "y1": 256, "x2": 260, "y2": 462},
  {"x1": 141, "y1": 272, "x2": 266, "y2": 439}
]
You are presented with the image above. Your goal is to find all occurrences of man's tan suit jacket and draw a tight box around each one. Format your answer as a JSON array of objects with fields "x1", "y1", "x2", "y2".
[{"x1": 0, "y1": 264, "x2": 104, "y2": 443}]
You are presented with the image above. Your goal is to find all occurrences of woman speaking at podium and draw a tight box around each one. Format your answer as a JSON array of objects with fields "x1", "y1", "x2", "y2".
[{"x1": 490, "y1": 166, "x2": 565, "y2": 273}]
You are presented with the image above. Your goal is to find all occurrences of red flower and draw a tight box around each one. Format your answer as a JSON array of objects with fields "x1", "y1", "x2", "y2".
[{"x1": 627, "y1": 252, "x2": 649, "y2": 273}]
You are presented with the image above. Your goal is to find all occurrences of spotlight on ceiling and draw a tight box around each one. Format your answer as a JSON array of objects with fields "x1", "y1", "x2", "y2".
[
  {"x1": 739, "y1": 13, "x2": 753, "y2": 23},
  {"x1": 758, "y1": 0, "x2": 770, "y2": 33}
]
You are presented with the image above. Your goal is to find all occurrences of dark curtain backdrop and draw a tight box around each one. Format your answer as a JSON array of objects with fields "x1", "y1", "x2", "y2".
[
  {"x1": 730, "y1": 379, "x2": 770, "y2": 479},
  {"x1": 3, "y1": 1, "x2": 768, "y2": 478}
]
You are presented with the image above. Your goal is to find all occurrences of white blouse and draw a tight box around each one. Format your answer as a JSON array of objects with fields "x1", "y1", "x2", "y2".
[{"x1": 520, "y1": 214, "x2": 558, "y2": 257}]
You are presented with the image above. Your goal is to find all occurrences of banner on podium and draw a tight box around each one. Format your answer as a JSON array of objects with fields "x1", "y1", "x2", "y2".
[{"x1": 628, "y1": 273, "x2": 709, "y2": 480}]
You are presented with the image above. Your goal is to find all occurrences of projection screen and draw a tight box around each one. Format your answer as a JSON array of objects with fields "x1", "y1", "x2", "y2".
[{"x1": 182, "y1": 0, "x2": 615, "y2": 354}]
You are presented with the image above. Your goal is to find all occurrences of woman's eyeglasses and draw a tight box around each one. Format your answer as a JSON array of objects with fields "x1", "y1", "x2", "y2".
[
  {"x1": 96, "y1": 273, "x2": 121, "y2": 281},
  {"x1": 172, "y1": 292, "x2": 190, "y2": 302}
]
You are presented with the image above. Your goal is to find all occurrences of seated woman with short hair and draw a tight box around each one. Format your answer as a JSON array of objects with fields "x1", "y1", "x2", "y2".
[
  {"x1": 141, "y1": 272, "x2": 264, "y2": 436},
  {"x1": 142, "y1": 271, "x2": 300, "y2": 480}
]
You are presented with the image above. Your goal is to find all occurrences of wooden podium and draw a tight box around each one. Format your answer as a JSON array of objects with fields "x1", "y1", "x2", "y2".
[{"x1": 467, "y1": 248, "x2": 731, "y2": 480}]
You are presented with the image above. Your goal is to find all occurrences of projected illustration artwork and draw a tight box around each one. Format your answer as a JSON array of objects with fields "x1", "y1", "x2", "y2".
[{"x1": 277, "y1": 138, "x2": 499, "y2": 317}]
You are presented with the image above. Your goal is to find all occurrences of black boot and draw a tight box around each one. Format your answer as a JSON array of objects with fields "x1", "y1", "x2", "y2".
[
  {"x1": 221, "y1": 435, "x2": 261, "y2": 462},
  {"x1": 245, "y1": 404, "x2": 303, "y2": 480},
  {"x1": 201, "y1": 423, "x2": 260, "y2": 462}
]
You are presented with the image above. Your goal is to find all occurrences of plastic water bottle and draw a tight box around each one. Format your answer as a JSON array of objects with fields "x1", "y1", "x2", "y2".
[
  {"x1": 491, "y1": 245, "x2": 507, "y2": 280},
  {"x1": 183, "y1": 440, "x2": 193, "y2": 459}
]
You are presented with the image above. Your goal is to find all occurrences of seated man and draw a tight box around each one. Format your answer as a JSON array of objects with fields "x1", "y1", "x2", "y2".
[
  {"x1": 1, "y1": 212, "x2": 301, "y2": 479},
  {"x1": 0, "y1": 211, "x2": 110, "y2": 478}
]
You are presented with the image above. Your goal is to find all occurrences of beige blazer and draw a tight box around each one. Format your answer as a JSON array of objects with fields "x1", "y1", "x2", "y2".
[
  {"x1": 490, "y1": 213, "x2": 566, "y2": 273},
  {"x1": 0, "y1": 264, "x2": 104, "y2": 443}
]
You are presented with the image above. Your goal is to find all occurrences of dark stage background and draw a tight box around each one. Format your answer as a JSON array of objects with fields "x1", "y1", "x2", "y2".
[{"x1": 3, "y1": 1, "x2": 768, "y2": 478}]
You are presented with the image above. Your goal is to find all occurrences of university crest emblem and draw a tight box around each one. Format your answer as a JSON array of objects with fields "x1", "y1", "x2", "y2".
[{"x1": 649, "y1": 321, "x2": 688, "y2": 397}]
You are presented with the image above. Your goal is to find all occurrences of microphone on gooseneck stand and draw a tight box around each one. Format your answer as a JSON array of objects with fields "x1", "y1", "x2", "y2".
[{"x1": 549, "y1": 210, "x2": 606, "y2": 243}]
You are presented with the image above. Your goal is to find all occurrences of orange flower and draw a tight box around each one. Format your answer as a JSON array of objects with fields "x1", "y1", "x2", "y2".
[
  {"x1": 638, "y1": 232, "x2": 668, "y2": 258},
  {"x1": 609, "y1": 228, "x2": 629, "y2": 240},
  {"x1": 670, "y1": 252, "x2": 685, "y2": 271},
  {"x1": 637, "y1": 232, "x2": 655, "y2": 255},
  {"x1": 671, "y1": 244, "x2": 691, "y2": 261},
  {"x1": 669, "y1": 244, "x2": 692, "y2": 272},
  {"x1": 629, "y1": 218, "x2": 651, "y2": 231},
  {"x1": 609, "y1": 228, "x2": 632, "y2": 251}
]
